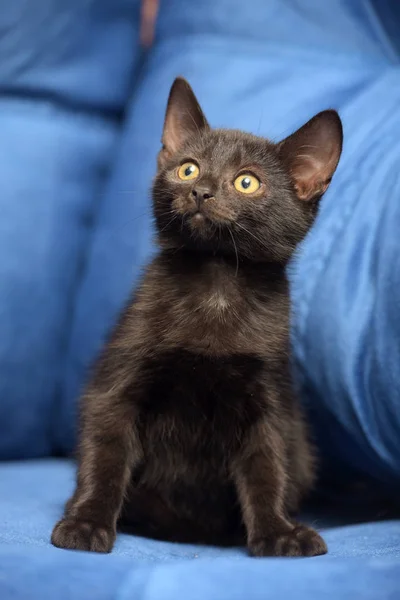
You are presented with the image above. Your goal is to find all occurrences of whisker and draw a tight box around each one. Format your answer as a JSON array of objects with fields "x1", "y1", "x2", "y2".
[
  {"x1": 236, "y1": 222, "x2": 296, "y2": 254},
  {"x1": 110, "y1": 211, "x2": 152, "y2": 234},
  {"x1": 234, "y1": 222, "x2": 270, "y2": 252},
  {"x1": 227, "y1": 226, "x2": 239, "y2": 277},
  {"x1": 159, "y1": 212, "x2": 179, "y2": 233},
  {"x1": 216, "y1": 224, "x2": 222, "y2": 254},
  {"x1": 111, "y1": 206, "x2": 180, "y2": 233}
]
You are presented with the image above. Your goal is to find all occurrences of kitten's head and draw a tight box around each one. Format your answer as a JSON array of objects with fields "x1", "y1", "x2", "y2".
[{"x1": 153, "y1": 78, "x2": 342, "y2": 264}]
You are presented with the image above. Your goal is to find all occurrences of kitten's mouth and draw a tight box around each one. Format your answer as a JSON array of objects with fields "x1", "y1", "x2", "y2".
[
  {"x1": 184, "y1": 208, "x2": 206, "y2": 222},
  {"x1": 192, "y1": 211, "x2": 205, "y2": 223},
  {"x1": 187, "y1": 211, "x2": 209, "y2": 230},
  {"x1": 185, "y1": 211, "x2": 217, "y2": 238},
  {"x1": 186, "y1": 210, "x2": 232, "y2": 232}
]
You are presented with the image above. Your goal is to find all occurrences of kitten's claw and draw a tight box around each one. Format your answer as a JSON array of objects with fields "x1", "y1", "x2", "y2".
[
  {"x1": 51, "y1": 517, "x2": 115, "y2": 553},
  {"x1": 249, "y1": 525, "x2": 327, "y2": 557}
]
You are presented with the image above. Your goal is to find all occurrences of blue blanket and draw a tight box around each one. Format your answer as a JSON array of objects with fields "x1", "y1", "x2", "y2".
[{"x1": 1, "y1": 460, "x2": 399, "y2": 599}]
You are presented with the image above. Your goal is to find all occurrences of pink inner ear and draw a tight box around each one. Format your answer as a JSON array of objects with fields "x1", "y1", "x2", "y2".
[
  {"x1": 278, "y1": 110, "x2": 343, "y2": 202},
  {"x1": 161, "y1": 78, "x2": 210, "y2": 156},
  {"x1": 162, "y1": 123, "x2": 185, "y2": 156},
  {"x1": 291, "y1": 156, "x2": 331, "y2": 201}
]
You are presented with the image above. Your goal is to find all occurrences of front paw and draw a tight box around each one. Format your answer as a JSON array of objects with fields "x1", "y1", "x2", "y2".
[
  {"x1": 51, "y1": 518, "x2": 115, "y2": 553},
  {"x1": 249, "y1": 525, "x2": 327, "y2": 557}
]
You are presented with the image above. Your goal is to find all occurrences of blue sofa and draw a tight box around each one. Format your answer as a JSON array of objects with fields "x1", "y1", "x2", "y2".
[{"x1": 1, "y1": 1, "x2": 399, "y2": 598}]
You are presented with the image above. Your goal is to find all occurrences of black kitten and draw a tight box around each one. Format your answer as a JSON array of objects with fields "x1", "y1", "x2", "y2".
[{"x1": 52, "y1": 78, "x2": 342, "y2": 556}]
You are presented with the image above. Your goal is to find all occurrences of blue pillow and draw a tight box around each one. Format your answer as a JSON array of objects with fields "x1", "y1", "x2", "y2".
[
  {"x1": 290, "y1": 67, "x2": 400, "y2": 486},
  {"x1": 0, "y1": 0, "x2": 141, "y2": 458},
  {"x1": 60, "y1": 0, "x2": 400, "y2": 489}
]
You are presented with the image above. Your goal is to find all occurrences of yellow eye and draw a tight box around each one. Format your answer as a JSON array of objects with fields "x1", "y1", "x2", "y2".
[
  {"x1": 178, "y1": 162, "x2": 199, "y2": 181},
  {"x1": 234, "y1": 173, "x2": 261, "y2": 194}
]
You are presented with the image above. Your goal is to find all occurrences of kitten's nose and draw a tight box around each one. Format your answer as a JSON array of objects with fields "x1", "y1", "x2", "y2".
[{"x1": 192, "y1": 186, "x2": 214, "y2": 205}]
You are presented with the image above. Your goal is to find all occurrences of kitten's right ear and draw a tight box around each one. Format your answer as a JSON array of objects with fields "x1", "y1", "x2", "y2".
[{"x1": 159, "y1": 78, "x2": 210, "y2": 165}]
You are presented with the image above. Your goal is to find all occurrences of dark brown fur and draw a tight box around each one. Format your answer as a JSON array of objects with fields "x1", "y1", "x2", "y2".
[{"x1": 52, "y1": 78, "x2": 342, "y2": 557}]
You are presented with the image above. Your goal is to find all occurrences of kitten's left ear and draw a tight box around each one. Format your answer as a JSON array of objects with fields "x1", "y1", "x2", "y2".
[
  {"x1": 159, "y1": 77, "x2": 210, "y2": 164},
  {"x1": 277, "y1": 110, "x2": 343, "y2": 202}
]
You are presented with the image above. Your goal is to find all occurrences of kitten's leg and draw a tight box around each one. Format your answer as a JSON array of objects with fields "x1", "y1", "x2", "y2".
[
  {"x1": 51, "y1": 393, "x2": 142, "y2": 553},
  {"x1": 232, "y1": 420, "x2": 326, "y2": 557}
]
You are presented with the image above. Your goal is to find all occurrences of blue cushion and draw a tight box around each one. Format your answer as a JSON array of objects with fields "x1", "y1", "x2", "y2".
[
  {"x1": 2, "y1": 0, "x2": 400, "y2": 486},
  {"x1": 60, "y1": 0, "x2": 400, "y2": 486},
  {"x1": 0, "y1": 0, "x2": 141, "y2": 458},
  {"x1": 1, "y1": 460, "x2": 399, "y2": 600},
  {"x1": 290, "y1": 66, "x2": 400, "y2": 485}
]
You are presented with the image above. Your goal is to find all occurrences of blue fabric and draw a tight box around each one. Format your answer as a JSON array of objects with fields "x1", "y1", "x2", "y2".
[
  {"x1": 291, "y1": 68, "x2": 400, "y2": 487},
  {"x1": 1, "y1": 0, "x2": 399, "y2": 487},
  {"x1": 59, "y1": 0, "x2": 400, "y2": 489},
  {"x1": 1, "y1": 460, "x2": 399, "y2": 600},
  {"x1": 1, "y1": 2, "x2": 400, "y2": 598},
  {"x1": 0, "y1": 0, "x2": 141, "y2": 458}
]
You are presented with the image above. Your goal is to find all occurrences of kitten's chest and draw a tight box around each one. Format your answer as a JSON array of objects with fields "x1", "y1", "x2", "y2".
[
  {"x1": 151, "y1": 259, "x2": 289, "y2": 357},
  {"x1": 137, "y1": 349, "x2": 265, "y2": 473}
]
